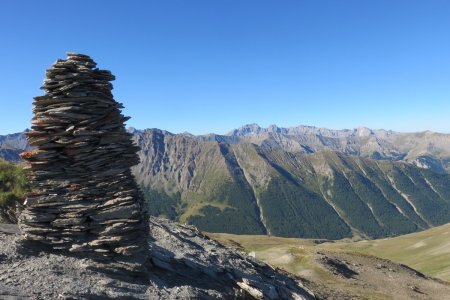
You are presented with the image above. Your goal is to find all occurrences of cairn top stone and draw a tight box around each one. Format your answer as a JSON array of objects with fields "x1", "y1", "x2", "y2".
[{"x1": 19, "y1": 53, "x2": 149, "y2": 274}]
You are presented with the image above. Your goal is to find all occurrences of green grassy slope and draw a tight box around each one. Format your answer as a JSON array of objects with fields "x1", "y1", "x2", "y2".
[
  {"x1": 207, "y1": 232, "x2": 401, "y2": 299},
  {"x1": 325, "y1": 222, "x2": 450, "y2": 281},
  {"x1": 209, "y1": 221, "x2": 450, "y2": 282}
]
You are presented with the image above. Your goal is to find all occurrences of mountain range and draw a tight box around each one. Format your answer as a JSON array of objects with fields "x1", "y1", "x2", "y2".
[
  {"x1": 2, "y1": 124, "x2": 450, "y2": 239},
  {"x1": 206, "y1": 124, "x2": 450, "y2": 173},
  {"x1": 0, "y1": 132, "x2": 31, "y2": 163}
]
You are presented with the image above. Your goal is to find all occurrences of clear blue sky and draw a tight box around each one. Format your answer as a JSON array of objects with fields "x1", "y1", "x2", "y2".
[{"x1": 0, "y1": 0, "x2": 449, "y2": 135}]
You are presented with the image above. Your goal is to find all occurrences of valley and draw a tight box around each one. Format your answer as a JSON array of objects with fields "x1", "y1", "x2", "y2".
[
  {"x1": 2, "y1": 124, "x2": 450, "y2": 239},
  {"x1": 2, "y1": 124, "x2": 450, "y2": 298},
  {"x1": 132, "y1": 127, "x2": 450, "y2": 239}
]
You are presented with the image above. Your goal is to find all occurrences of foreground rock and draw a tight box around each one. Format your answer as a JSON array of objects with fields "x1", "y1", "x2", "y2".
[{"x1": 0, "y1": 219, "x2": 316, "y2": 299}]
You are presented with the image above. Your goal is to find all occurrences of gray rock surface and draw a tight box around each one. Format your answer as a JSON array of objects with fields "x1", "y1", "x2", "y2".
[{"x1": 0, "y1": 221, "x2": 316, "y2": 299}]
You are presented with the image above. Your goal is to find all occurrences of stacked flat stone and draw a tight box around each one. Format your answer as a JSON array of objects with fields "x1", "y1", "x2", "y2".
[{"x1": 19, "y1": 53, "x2": 148, "y2": 273}]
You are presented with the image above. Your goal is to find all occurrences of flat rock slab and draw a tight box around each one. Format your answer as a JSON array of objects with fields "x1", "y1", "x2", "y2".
[
  {"x1": 0, "y1": 224, "x2": 20, "y2": 235},
  {"x1": 0, "y1": 219, "x2": 316, "y2": 299},
  {"x1": 0, "y1": 283, "x2": 31, "y2": 300}
]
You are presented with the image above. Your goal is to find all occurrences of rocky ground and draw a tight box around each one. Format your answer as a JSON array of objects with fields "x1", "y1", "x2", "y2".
[
  {"x1": 0, "y1": 218, "x2": 316, "y2": 299},
  {"x1": 308, "y1": 251, "x2": 450, "y2": 300}
]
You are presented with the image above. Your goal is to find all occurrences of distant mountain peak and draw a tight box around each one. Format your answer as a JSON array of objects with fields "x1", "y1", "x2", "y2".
[
  {"x1": 181, "y1": 131, "x2": 195, "y2": 137},
  {"x1": 126, "y1": 127, "x2": 141, "y2": 135},
  {"x1": 227, "y1": 123, "x2": 263, "y2": 136},
  {"x1": 354, "y1": 126, "x2": 374, "y2": 136}
]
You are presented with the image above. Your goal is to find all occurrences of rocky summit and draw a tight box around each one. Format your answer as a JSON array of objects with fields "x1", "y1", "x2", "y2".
[{"x1": 18, "y1": 53, "x2": 149, "y2": 274}]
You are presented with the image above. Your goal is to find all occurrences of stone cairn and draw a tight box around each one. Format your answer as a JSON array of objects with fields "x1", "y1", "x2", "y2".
[{"x1": 19, "y1": 53, "x2": 149, "y2": 274}]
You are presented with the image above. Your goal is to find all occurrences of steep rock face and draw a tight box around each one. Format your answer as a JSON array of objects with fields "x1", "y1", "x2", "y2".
[
  {"x1": 134, "y1": 130, "x2": 450, "y2": 239},
  {"x1": 18, "y1": 53, "x2": 148, "y2": 273}
]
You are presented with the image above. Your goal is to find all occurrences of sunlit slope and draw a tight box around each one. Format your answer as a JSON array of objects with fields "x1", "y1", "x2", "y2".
[
  {"x1": 209, "y1": 222, "x2": 450, "y2": 282},
  {"x1": 325, "y1": 222, "x2": 450, "y2": 281},
  {"x1": 209, "y1": 227, "x2": 450, "y2": 299}
]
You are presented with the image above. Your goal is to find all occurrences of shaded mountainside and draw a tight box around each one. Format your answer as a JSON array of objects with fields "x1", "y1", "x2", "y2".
[
  {"x1": 3, "y1": 125, "x2": 450, "y2": 239},
  {"x1": 132, "y1": 129, "x2": 450, "y2": 239}
]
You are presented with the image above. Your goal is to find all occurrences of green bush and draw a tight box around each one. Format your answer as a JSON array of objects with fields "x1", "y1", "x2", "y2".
[{"x1": 0, "y1": 160, "x2": 28, "y2": 222}]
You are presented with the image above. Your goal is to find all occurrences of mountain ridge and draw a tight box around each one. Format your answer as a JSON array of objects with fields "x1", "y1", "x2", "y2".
[
  {"x1": 4, "y1": 123, "x2": 450, "y2": 165},
  {"x1": 132, "y1": 128, "x2": 450, "y2": 239},
  {"x1": 3, "y1": 124, "x2": 450, "y2": 239}
]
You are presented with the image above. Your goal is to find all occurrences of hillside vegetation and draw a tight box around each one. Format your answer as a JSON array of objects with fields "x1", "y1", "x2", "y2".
[
  {"x1": 0, "y1": 160, "x2": 27, "y2": 222},
  {"x1": 133, "y1": 129, "x2": 450, "y2": 239}
]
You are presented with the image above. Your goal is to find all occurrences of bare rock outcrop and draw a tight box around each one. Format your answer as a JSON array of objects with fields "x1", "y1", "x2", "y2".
[
  {"x1": 18, "y1": 53, "x2": 148, "y2": 273},
  {"x1": 0, "y1": 221, "x2": 316, "y2": 299}
]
